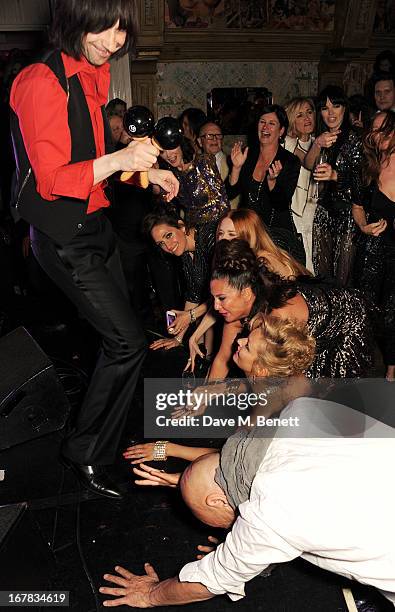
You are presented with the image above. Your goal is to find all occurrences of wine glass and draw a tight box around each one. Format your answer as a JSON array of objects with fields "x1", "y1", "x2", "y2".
[{"x1": 312, "y1": 149, "x2": 327, "y2": 200}]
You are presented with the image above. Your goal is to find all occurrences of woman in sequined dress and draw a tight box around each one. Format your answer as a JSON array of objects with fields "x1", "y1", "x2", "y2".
[
  {"x1": 158, "y1": 135, "x2": 229, "y2": 227},
  {"x1": 186, "y1": 208, "x2": 311, "y2": 370},
  {"x1": 305, "y1": 86, "x2": 364, "y2": 287},
  {"x1": 353, "y1": 110, "x2": 395, "y2": 381},
  {"x1": 207, "y1": 239, "x2": 373, "y2": 380},
  {"x1": 143, "y1": 210, "x2": 215, "y2": 351},
  {"x1": 226, "y1": 104, "x2": 302, "y2": 248}
]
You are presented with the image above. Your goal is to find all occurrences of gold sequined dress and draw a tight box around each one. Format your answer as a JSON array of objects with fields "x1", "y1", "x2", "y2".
[{"x1": 162, "y1": 153, "x2": 230, "y2": 227}]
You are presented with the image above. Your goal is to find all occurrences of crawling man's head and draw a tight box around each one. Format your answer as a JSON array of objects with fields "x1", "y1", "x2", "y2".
[{"x1": 179, "y1": 453, "x2": 236, "y2": 529}]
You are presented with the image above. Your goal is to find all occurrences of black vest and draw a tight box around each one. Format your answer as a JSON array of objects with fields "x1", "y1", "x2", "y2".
[{"x1": 10, "y1": 49, "x2": 114, "y2": 245}]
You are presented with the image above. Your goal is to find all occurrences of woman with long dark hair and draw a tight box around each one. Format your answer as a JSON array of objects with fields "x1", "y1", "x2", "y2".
[
  {"x1": 158, "y1": 135, "x2": 229, "y2": 227},
  {"x1": 207, "y1": 239, "x2": 373, "y2": 380},
  {"x1": 143, "y1": 210, "x2": 215, "y2": 351},
  {"x1": 178, "y1": 107, "x2": 207, "y2": 153},
  {"x1": 305, "y1": 86, "x2": 364, "y2": 286},
  {"x1": 353, "y1": 110, "x2": 395, "y2": 380}
]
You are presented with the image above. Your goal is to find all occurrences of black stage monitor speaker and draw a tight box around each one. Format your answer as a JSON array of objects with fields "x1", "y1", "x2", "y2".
[{"x1": 0, "y1": 327, "x2": 70, "y2": 451}]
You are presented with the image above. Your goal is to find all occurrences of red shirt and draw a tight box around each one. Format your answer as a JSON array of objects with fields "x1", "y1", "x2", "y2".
[{"x1": 10, "y1": 52, "x2": 111, "y2": 213}]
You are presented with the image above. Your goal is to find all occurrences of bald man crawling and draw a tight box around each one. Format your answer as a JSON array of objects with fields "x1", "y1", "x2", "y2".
[{"x1": 100, "y1": 396, "x2": 395, "y2": 608}]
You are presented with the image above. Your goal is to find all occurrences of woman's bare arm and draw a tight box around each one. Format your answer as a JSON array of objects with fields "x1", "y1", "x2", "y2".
[{"x1": 208, "y1": 320, "x2": 241, "y2": 380}]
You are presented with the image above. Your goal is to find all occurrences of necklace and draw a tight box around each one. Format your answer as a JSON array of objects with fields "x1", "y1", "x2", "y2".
[
  {"x1": 248, "y1": 179, "x2": 277, "y2": 227},
  {"x1": 185, "y1": 228, "x2": 196, "y2": 259},
  {"x1": 248, "y1": 178, "x2": 264, "y2": 204},
  {"x1": 296, "y1": 137, "x2": 312, "y2": 153}
]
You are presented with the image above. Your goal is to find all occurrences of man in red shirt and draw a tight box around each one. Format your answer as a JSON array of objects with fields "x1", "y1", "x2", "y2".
[{"x1": 10, "y1": 0, "x2": 179, "y2": 498}]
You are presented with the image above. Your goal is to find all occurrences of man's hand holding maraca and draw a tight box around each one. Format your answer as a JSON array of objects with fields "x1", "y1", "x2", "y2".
[
  {"x1": 118, "y1": 105, "x2": 182, "y2": 195},
  {"x1": 114, "y1": 138, "x2": 158, "y2": 173}
]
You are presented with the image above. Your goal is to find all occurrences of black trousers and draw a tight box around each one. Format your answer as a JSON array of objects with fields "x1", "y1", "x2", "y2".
[
  {"x1": 30, "y1": 212, "x2": 147, "y2": 465},
  {"x1": 115, "y1": 237, "x2": 154, "y2": 326}
]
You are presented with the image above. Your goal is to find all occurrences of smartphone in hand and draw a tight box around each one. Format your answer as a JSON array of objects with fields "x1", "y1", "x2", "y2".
[{"x1": 166, "y1": 310, "x2": 176, "y2": 329}]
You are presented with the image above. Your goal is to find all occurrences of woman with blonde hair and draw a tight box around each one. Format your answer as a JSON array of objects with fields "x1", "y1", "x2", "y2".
[
  {"x1": 124, "y1": 315, "x2": 315, "y2": 473},
  {"x1": 284, "y1": 96, "x2": 316, "y2": 272},
  {"x1": 217, "y1": 208, "x2": 310, "y2": 278}
]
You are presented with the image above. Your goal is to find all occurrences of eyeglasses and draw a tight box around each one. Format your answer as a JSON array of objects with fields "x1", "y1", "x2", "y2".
[{"x1": 200, "y1": 133, "x2": 223, "y2": 140}]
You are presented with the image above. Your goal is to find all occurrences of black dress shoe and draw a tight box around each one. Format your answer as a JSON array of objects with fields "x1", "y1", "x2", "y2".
[{"x1": 62, "y1": 459, "x2": 124, "y2": 499}]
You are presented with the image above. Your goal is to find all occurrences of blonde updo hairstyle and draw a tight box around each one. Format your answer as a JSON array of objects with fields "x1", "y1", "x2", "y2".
[{"x1": 251, "y1": 315, "x2": 316, "y2": 377}]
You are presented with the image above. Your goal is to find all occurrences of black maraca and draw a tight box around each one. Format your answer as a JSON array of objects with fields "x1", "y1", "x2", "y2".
[
  {"x1": 153, "y1": 117, "x2": 183, "y2": 149},
  {"x1": 120, "y1": 106, "x2": 155, "y2": 186},
  {"x1": 123, "y1": 105, "x2": 155, "y2": 140},
  {"x1": 120, "y1": 106, "x2": 183, "y2": 186}
]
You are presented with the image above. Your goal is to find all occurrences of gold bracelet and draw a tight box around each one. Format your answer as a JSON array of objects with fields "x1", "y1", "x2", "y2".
[
  {"x1": 190, "y1": 308, "x2": 196, "y2": 323},
  {"x1": 174, "y1": 335, "x2": 182, "y2": 344}
]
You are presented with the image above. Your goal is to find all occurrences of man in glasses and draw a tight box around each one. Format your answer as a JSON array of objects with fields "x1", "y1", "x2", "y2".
[{"x1": 198, "y1": 122, "x2": 239, "y2": 208}]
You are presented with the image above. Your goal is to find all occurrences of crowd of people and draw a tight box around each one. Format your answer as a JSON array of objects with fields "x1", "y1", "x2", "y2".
[
  {"x1": 2, "y1": 0, "x2": 395, "y2": 608},
  {"x1": 102, "y1": 45, "x2": 395, "y2": 609},
  {"x1": 102, "y1": 68, "x2": 395, "y2": 383}
]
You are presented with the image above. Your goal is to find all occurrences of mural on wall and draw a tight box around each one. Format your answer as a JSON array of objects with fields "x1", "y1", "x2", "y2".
[
  {"x1": 165, "y1": 0, "x2": 225, "y2": 28},
  {"x1": 374, "y1": 0, "x2": 395, "y2": 32},
  {"x1": 156, "y1": 61, "x2": 318, "y2": 122},
  {"x1": 165, "y1": 0, "x2": 335, "y2": 30}
]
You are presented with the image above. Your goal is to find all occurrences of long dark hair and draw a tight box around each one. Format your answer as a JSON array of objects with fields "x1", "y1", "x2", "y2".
[
  {"x1": 212, "y1": 239, "x2": 298, "y2": 315},
  {"x1": 143, "y1": 209, "x2": 181, "y2": 237},
  {"x1": 315, "y1": 85, "x2": 351, "y2": 135},
  {"x1": 315, "y1": 85, "x2": 352, "y2": 165},
  {"x1": 177, "y1": 135, "x2": 195, "y2": 163},
  {"x1": 178, "y1": 107, "x2": 207, "y2": 140},
  {"x1": 364, "y1": 110, "x2": 395, "y2": 184},
  {"x1": 49, "y1": 0, "x2": 139, "y2": 60}
]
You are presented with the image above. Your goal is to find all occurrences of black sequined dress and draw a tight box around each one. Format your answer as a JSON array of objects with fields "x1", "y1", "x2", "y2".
[
  {"x1": 354, "y1": 186, "x2": 395, "y2": 365},
  {"x1": 181, "y1": 222, "x2": 217, "y2": 304},
  {"x1": 312, "y1": 130, "x2": 363, "y2": 287},
  {"x1": 237, "y1": 280, "x2": 373, "y2": 378},
  {"x1": 298, "y1": 282, "x2": 373, "y2": 378}
]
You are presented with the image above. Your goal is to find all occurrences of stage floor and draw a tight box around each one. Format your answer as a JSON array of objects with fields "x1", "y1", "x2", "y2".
[{"x1": 0, "y1": 301, "x2": 390, "y2": 611}]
